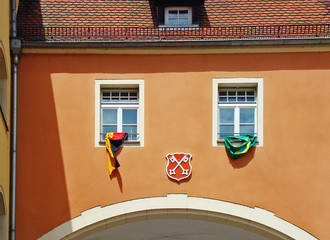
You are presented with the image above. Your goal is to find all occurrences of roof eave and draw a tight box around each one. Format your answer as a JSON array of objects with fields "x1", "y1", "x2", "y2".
[
  {"x1": 21, "y1": 37, "x2": 330, "y2": 48},
  {"x1": 20, "y1": 38, "x2": 330, "y2": 54}
]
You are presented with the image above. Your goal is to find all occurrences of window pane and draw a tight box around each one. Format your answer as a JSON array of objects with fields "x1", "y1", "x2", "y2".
[
  {"x1": 101, "y1": 91, "x2": 110, "y2": 102},
  {"x1": 179, "y1": 10, "x2": 188, "y2": 16},
  {"x1": 102, "y1": 109, "x2": 117, "y2": 124},
  {"x1": 169, "y1": 10, "x2": 178, "y2": 17},
  {"x1": 102, "y1": 126, "x2": 117, "y2": 140},
  {"x1": 219, "y1": 97, "x2": 227, "y2": 102},
  {"x1": 240, "y1": 125, "x2": 255, "y2": 135},
  {"x1": 220, "y1": 108, "x2": 234, "y2": 123},
  {"x1": 123, "y1": 109, "x2": 137, "y2": 124},
  {"x1": 168, "y1": 18, "x2": 178, "y2": 25},
  {"x1": 123, "y1": 126, "x2": 138, "y2": 140},
  {"x1": 219, "y1": 125, "x2": 234, "y2": 139},
  {"x1": 101, "y1": 98, "x2": 110, "y2": 103},
  {"x1": 178, "y1": 18, "x2": 189, "y2": 25},
  {"x1": 247, "y1": 91, "x2": 255, "y2": 102},
  {"x1": 219, "y1": 91, "x2": 227, "y2": 96},
  {"x1": 130, "y1": 91, "x2": 138, "y2": 101},
  {"x1": 240, "y1": 108, "x2": 255, "y2": 123}
]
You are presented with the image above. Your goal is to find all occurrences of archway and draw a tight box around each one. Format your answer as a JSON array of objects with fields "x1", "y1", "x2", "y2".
[{"x1": 39, "y1": 194, "x2": 317, "y2": 240}]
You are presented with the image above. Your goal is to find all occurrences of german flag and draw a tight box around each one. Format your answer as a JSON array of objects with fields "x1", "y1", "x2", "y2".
[
  {"x1": 224, "y1": 135, "x2": 257, "y2": 159},
  {"x1": 105, "y1": 132, "x2": 128, "y2": 175}
]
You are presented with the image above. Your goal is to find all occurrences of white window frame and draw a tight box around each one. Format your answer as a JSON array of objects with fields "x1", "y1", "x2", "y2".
[
  {"x1": 218, "y1": 105, "x2": 257, "y2": 138},
  {"x1": 164, "y1": 7, "x2": 193, "y2": 26},
  {"x1": 212, "y1": 78, "x2": 263, "y2": 147},
  {"x1": 100, "y1": 89, "x2": 139, "y2": 141},
  {"x1": 218, "y1": 88, "x2": 257, "y2": 139},
  {"x1": 95, "y1": 79, "x2": 144, "y2": 147}
]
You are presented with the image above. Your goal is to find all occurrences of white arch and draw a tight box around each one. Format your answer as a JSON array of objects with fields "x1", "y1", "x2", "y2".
[{"x1": 39, "y1": 194, "x2": 317, "y2": 240}]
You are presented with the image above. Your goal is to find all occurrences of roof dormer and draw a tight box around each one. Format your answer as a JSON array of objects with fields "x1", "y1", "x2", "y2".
[{"x1": 154, "y1": 0, "x2": 203, "y2": 27}]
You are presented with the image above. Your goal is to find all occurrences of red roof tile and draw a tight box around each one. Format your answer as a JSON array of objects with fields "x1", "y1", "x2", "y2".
[{"x1": 17, "y1": 0, "x2": 330, "y2": 42}]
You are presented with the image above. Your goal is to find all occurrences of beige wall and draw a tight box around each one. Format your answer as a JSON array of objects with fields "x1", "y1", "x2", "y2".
[
  {"x1": 0, "y1": 0, "x2": 10, "y2": 59},
  {"x1": 0, "y1": 1, "x2": 11, "y2": 240},
  {"x1": 16, "y1": 52, "x2": 330, "y2": 239}
]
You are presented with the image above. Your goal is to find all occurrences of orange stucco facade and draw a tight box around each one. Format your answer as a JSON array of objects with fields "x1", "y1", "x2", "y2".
[{"x1": 16, "y1": 51, "x2": 330, "y2": 239}]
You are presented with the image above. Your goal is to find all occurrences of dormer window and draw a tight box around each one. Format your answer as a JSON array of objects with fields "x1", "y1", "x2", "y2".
[
  {"x1": 156, "y1": 0, "x2": 200, "y2": 28},
  {"x1": 165, "y1": 7, "x2": 192, "y2": 26}
]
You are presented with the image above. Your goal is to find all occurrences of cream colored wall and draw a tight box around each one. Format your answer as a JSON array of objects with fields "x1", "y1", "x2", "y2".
[{"x1": 0, "y1": 1, "x2": 11, "y2": 240}]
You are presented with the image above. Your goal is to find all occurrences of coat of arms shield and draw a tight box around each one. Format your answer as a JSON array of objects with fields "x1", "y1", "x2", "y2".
[{"x1": 165, "y1": 153, "x2": 192, "y2": 181}]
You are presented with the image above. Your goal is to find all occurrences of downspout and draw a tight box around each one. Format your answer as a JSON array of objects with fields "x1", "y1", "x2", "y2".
[{"x1": 10, "y1": 0, "x2": 21, "y2": 239}]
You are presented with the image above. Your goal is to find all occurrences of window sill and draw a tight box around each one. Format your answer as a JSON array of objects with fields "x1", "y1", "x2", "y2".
[
  {"x1": 158, "y1": 25, "x2": 199, "y2": 30},
  {"x1": 217, "y1": 139, "x2": 259, "y2": 147},
  {"x1": 98, "y1": 140, "x2": 141, "y2": 147}
]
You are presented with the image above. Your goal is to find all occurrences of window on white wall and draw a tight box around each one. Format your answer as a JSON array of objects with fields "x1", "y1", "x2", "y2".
[
  {"x1": 95, "y1": 80, "x2": 144, "y2": 147},
  {"x1": 212, "y1": 78, "x2": 263, "y2": 146}
]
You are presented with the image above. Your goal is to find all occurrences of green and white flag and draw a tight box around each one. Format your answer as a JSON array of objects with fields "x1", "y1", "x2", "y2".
[{"x1": 224, "y1": 135, "x2": 257, "y2": 159}]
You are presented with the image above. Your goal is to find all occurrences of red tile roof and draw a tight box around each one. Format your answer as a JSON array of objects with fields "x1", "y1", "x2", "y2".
[
  {"x1": 17, "y1": 0, "x2": 330, "y2": 42},
  {"x1": 18, "y1": 0, "x2": 157, "y2": 27}
]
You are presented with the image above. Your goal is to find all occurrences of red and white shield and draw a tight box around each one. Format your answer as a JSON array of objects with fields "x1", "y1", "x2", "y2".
[{"x1": 165, "y1": 153, "x2": 192, "y2": 181}]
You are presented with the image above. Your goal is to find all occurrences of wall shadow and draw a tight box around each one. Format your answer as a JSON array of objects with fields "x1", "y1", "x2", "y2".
[
  {"x1": 227, "y1": 147, "x2": 256, "y2": 169},
  {"x1": 148, "y1": 0, "x2": 159, "y2": 27},
  {"x1": 16, "y1": 55, "x2": 70, "y2": 239},
  {"x1": 199, "y1": 3, "x2": 210, "y2": 27},
  {"x1": 109, "y1": 147, "x2": 124, "y2": 192},
  {"x1": 37, "y1": 52, "x2": 330, "y2": 76},
  {"x1": 17, "y1": 0, "x2": 45, "y2": 41}
]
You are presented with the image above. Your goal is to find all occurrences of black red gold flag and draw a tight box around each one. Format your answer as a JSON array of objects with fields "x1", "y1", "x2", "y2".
[{"x1": 105, "y1": 132, "x2": 128, "y2": 175}]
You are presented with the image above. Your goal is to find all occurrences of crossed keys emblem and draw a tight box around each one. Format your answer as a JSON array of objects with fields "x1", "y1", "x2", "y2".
[{"x1": 165, "y1": 153, "x2": 192, "y2": 181}]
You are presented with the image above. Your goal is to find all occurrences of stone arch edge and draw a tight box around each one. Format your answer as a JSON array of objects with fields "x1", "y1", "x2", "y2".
[{"x1": 38, "y1": 194, "x2": 317, "y2": 240}]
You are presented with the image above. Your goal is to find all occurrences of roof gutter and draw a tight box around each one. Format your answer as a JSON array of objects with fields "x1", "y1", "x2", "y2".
[
  {"x1": 21, "y1": 37, "x2": 330, "y2": 49},
  {"x1": 20, "y1": 37, "x2": 330, "y2": 55},
  {"x1": 9, "y1": 0, "x2": 22, "y2": 239}
]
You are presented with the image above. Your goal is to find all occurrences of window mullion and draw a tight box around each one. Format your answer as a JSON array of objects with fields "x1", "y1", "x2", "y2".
[
  {"x1": 100, "y1": 108, "x2": 104, "y2": 135},
  {"x1": 137, "y1": 108, "x2": 139, "y2": 136},
  {"x1": 235, "y1": 107, "x2": 240, "y2": 136},
  {"x1": 255, "y1": 107, "x2": 257, "y2": 136},
  {"x1": 118, "y1": 108, "x2": 122, "y2": 132}
]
